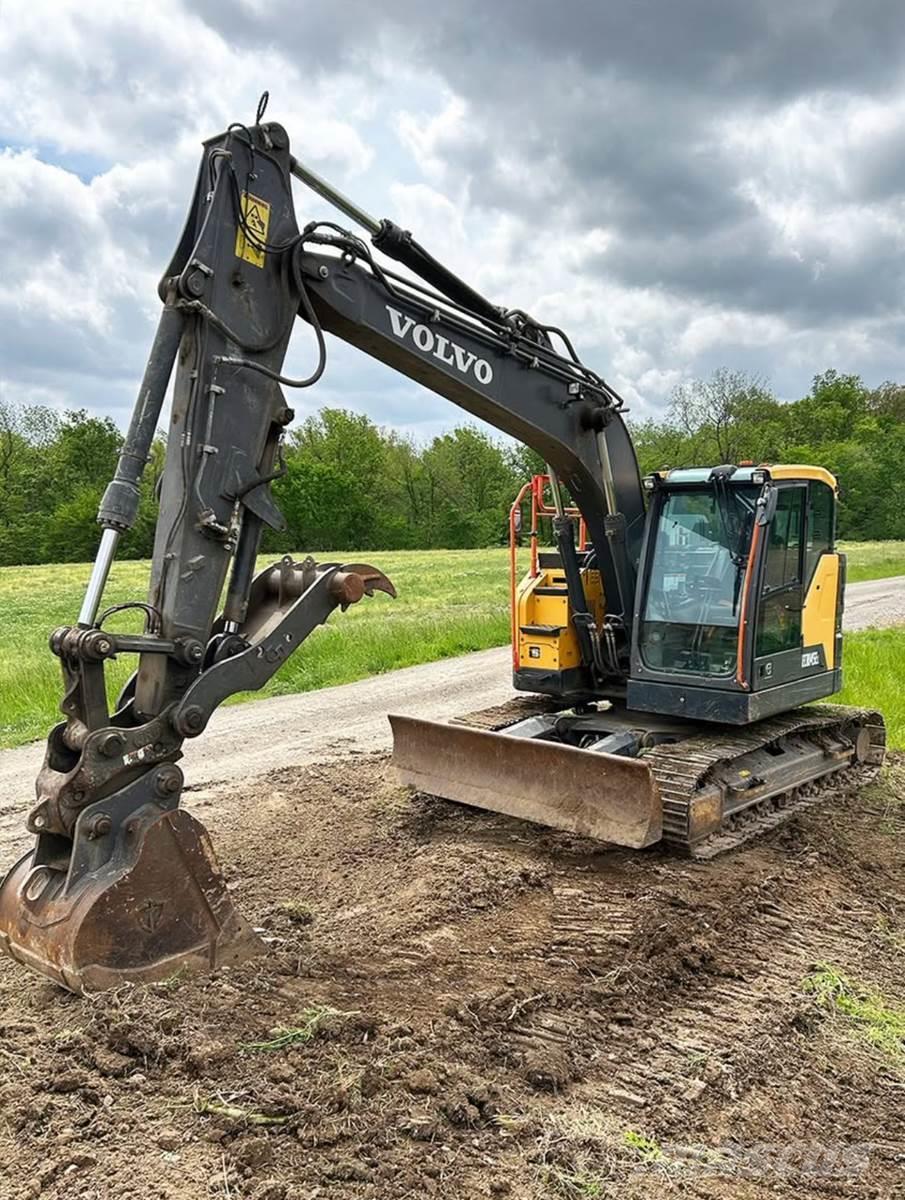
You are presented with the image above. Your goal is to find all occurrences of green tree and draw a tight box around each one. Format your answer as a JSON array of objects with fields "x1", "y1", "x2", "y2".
[
  {"x1": 273, "y1": 409, "x2": 402, "y2": 551},
  {"x1": 666, "y1": 368, "x2": 785, "y2": 464},
  {"x1": 420, "y1": 425, "x2": 521, "y2": 547}
]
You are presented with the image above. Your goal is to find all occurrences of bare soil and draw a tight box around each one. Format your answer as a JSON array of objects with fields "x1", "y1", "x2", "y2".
[{"x1": 0, "y1": 756, "x2": 903, "y2": 1200}]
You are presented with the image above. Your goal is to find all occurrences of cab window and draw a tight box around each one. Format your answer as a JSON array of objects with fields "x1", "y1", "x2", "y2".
[
  {"x1": 806, "y1": 481, "x2": 834, "y2": 583},
  {"x1": 756, "y1": 487, "x2": 804, "y2": 656}
]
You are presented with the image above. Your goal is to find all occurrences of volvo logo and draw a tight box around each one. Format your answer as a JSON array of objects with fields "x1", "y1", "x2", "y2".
[{"x1": 385, "y1": 305, "x2": 494, "y2": 385}]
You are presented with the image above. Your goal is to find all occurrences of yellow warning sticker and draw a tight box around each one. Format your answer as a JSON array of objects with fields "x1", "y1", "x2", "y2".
[{"x1": 235, "y1": 191, "x2": 270, "y2": 268}]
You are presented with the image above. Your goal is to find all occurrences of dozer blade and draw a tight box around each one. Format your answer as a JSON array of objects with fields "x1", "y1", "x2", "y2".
[
  {"x1": 0, "y1": 808, "x2": 261, "y2": 993},
  {"x1": 390, "y1": 715, "x2": 663, "y2": 848}
]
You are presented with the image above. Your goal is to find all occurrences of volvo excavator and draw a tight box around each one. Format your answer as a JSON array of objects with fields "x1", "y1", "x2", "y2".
[{"x1": 0, "y1": 102, "x2": 885, "y2": 992}]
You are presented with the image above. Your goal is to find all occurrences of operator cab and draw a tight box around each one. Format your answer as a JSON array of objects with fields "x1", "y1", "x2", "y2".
[{"x1": 627, "y1": 464, "x2": 842, "y2": 724}]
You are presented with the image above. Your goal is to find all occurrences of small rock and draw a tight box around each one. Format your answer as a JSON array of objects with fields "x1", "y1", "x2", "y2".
[
  {"x1": 608, "y1": 1085, "x2": 647, "y2": 1108},
  {"x1": 66, "y1": 1153, "x2": 98, "y2": 1171},
  {"x1": 682, "y1": 1078, "x2": 708, "y2": 1102}
]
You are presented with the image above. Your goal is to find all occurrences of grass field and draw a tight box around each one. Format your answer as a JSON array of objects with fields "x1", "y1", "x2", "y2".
[
  {"x1": 841, "y1": 540, "x2": 905, "y2": 584},
  {"x1": 0, "y1": 543, "x2": 902, "y2": 750}
]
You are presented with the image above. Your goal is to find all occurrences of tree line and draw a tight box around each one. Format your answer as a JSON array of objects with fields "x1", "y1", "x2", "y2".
[{"x1": 0, "y1": 368, "x2": 901, "y2": 566}]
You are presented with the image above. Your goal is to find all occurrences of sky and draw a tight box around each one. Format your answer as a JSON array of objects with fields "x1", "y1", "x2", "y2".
[{"x1": 0, "y1": 0, "x2": 903, "y2": 442}]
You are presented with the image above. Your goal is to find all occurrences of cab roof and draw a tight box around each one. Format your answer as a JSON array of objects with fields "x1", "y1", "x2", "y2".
[{"x1": 652, "y1": 464, "x2": 837, "y2": 490}]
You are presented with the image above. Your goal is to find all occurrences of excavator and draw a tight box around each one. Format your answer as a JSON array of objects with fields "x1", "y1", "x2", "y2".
[{"x1": 0, "y1": 101, "x2": 885, "y2": 992}]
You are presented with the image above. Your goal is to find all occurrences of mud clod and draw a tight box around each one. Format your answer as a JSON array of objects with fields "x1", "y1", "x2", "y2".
[{"x1": 405, "y1": 1067, "x2": 440, "y2": 1094}]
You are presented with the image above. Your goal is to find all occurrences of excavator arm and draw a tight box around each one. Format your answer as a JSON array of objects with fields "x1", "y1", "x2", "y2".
[
  {"x1": 295, "y1": 243, "x2": 647, "y2": 665},
  {"x1": 0, "y1": 117, "x2": 398, "y2": 991},
  {"x1": 0, "y1": 109, "x2": 656, "y2": 991}
]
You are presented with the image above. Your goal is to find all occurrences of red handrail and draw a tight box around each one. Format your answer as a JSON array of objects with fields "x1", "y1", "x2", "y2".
[{"x1": 509, "y1": 481, "x2": 534, "y2": 670}]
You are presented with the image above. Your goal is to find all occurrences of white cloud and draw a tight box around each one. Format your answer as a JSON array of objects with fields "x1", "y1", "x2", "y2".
[{"x1": 0, "y1": 0, "x2": 902, "y2": 440}]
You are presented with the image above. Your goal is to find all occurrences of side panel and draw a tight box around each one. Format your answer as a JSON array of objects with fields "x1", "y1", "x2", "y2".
[
  {"x1": 801, "y1": 553, "x2": 840, "y2": 669},
  {"x1": 627, "y1": 670, "x2": 842, "y2": 724},
  {"x1": 515, "y1": 568, "x2": 603, "y2": 674}
]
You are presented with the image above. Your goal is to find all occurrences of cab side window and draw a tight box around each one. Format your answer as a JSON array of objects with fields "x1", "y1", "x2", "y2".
[
  {"x1": 806, "y1": 481, "x2": 834, "y2": 583},
  {"x1": 761, "y1": 487, "x2": 803, "y2": 592},
  {"x1": 756, "y1": 487, "x2": 804, "y2": 656}
]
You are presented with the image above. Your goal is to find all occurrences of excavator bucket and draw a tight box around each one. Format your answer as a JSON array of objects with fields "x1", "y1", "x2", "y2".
[
  {"x1": 0, "y1": 808, "x2": 261, "y2": 993},
  {"x1": 390, "y1": 715, "x2": 663, "y2": 848}
]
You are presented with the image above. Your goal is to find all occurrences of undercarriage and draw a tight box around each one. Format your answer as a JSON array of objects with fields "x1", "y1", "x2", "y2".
[{"x1": 392, "y1": 700, "x2": 886, "y2": 857}]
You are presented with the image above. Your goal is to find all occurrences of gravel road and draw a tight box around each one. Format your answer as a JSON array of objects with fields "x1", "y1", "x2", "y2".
[
  {"x1": 0, "y1": 574, "x2": 901, "y2": 829},
  {"x1": 837, "y1": 573, "x2": 905, "y2": 629}
]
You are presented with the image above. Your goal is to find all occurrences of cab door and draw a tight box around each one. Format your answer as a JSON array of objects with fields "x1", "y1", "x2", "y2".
[
  {"x1": 799, "y1": 480, "x2": 840, "y2": 671},
  {"x1": 752, "y1": 484, "x2": 806, "y2": 687}
]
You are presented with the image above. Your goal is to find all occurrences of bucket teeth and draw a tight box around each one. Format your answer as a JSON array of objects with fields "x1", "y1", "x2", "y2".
[{"x1": 0, "y1": 809, "x2": 261, "y2": 993}]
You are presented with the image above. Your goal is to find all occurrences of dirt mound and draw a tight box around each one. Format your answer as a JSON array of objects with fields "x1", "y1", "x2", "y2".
[{"x1": 0, "y1": 756, "x2": 902, "y2": 1199}]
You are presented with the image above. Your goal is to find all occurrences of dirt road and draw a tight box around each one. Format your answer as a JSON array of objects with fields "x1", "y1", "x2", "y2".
[
  {"x1": 0, "y1": 575, "x2": 901, "y2": 829},
  {"x1": 839, "y1": 573, "x2": 905, "y2": 629}
]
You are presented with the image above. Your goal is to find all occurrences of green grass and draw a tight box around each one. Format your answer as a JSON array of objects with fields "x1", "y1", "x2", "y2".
[
  {"x1": 802, "y1": 966, "x2": 905, "y2": 1063},
  {"x1": 0, "y1": 542, "x2": 902, "y2": 751},
  {"x1": 836, "y1": 626, "x2": 905, "y2": 748},
  {"x1": 0, "y1": 549, "x2": 524, "y2": 749},
  {"x1": 622, "y1": 1130, "x2": 666, "y2": 1163},
  {"x1": 839, "y1": 540, "x2": 905, "y2": 583}
]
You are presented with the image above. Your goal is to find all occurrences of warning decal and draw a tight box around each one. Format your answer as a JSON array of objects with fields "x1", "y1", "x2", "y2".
[{"x1": 235, "y1": 191, "x2": 271, "y2": 268}]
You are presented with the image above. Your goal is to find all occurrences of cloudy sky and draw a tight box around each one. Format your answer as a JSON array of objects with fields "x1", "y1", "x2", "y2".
[{"x1": 0, "y1": 0, "x2": 903, "y2": 441}]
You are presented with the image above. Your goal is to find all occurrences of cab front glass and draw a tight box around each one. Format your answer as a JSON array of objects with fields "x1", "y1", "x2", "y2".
[{"x1": 639, "y1": 484, "x2": 759, "y2": 677}]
